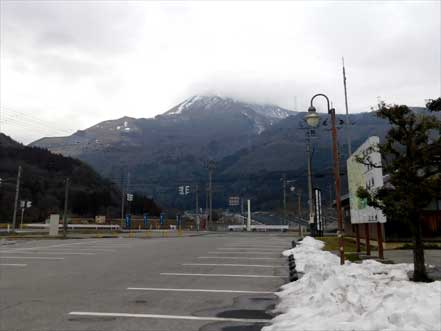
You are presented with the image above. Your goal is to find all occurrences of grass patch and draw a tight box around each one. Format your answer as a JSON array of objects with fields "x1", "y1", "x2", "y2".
[
  {"x1": 318, "y1": 236, "x2": 374, "y2": 252},
  {"x1": 345, "y1": 252, "x2": 362, "y2": 262},
  {"x1": 397, "y1": 243, "x2": 441, "y2": 250}
]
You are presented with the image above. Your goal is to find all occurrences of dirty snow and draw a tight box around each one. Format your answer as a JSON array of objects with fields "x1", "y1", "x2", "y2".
[{"x1": 264, "y1": 237, "x2": 441, "y2": 331}]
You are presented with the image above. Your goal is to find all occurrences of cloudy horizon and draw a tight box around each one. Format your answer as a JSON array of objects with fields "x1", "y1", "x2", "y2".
[{"x1": 1, "y1": 0, "x2": 440, "y2": 144}]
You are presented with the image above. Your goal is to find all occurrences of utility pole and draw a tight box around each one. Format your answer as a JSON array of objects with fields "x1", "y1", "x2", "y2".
[
  {"x1": 207, "y1": 160, "x2": 215, "y2": 230},
  {"x1": 63, "y1": 178, "x2": 70, "y2": 238},
  {"x1": 342, "y1": 57, "x2": 352, "y2": 156},
  {"x1": 247, "y1": 199, "x2": 251, "y2": 232},
  {"x1": 195, "y1": 183, "x2": 199, "y2": 231},
  {"x1": 20, "y1": 202, "x2": 25, "y2": 228},
  {"x1": 11, "y1": 165, "x2": 22, "y2": 231},
  {"x1": 281, "y1": 174, "x2": 287, "y2": 226},
  {"x1": 126, "y1": 170, "x2": 131, "y2": 215},
  {"x1": 120, "y1": 168, "x2": 125, "y2": 225},
  {"x1": 195, "y1": 183, "x2": 199, "y2": 214}
]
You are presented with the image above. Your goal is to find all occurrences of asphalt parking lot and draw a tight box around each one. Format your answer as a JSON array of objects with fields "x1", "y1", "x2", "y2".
[{"x1": 0, "y1": 232, "x2": 293, "y2": 331}]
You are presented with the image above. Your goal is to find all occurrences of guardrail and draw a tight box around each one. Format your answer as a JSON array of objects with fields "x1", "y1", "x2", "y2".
[
  {"x1": 228, "y1": 224, "x2": 289, "y2": 231},
  {"x1": 23, "y1": 224, "x2": 120, "y2": 230}
]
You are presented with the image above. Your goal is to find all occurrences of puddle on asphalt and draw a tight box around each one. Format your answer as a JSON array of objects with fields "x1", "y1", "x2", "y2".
[
  {"x1": 220, "y1": 324, "x2": 267, "y2": 331},
  {"x1": 197, "y1": 294, "x2": 277, "y2": 331},
  {"x1": 217, "y1": 309, "x2": 272, "y2": 320}
]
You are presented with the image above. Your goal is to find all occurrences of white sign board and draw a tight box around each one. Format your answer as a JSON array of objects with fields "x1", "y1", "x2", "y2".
[
  {"x1": 347, "y1": 136, "x2": 386, "y2": 224},
  {"x1": 229, "y1": 196, "x2": 240, "y2": 206},
  {"x1": 49, "y1": 214, "x2": 60, "y2": 236},
  {"x1": 178, "y1": 186, "x2": 190, "y2": 195}
]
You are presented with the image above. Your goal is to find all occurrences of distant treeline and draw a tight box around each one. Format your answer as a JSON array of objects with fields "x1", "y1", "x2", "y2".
[{"x1": 0, "y1": 134, "x2": 161, "y2": 223}]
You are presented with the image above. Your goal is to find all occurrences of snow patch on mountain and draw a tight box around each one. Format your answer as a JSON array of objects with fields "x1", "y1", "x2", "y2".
[{"x1": 164, "y1": 95, "x2": 294, "y2": 120}]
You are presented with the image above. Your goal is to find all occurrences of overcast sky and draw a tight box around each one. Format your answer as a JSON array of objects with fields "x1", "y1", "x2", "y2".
[{"x1": 1, "y1": 0, "x2": 440, "y2": 144}]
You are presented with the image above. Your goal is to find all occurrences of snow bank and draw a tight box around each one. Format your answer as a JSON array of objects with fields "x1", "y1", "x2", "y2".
[{"x1": 264, "y1": 237, "x2": 441, "y2": 331}]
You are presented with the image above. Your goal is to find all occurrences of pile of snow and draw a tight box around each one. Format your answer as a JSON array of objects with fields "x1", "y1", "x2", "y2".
[{"x1": 264, "y1": 237, "x2": 441, "y2": 331}]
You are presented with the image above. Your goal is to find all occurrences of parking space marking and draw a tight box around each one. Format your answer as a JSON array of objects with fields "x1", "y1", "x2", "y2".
[
  {"x1": 127, "y1": 287, "x2": 273, "y2": 294},
  {"x1": 68, "y1": 311, "x2": 270, "y2": 323},
  {"x1": 225, "y1": 245, "x2": 287, "y2": 248},
  {"x1": 0, "y1": 256, "x2": 65, "y2": 260},
  {"x1": 0, "y1": 263, "x2": 27, "y2": 267},
  {"x1": 0, "y1": 251, "x2": 96, "y2": 255},
  {"x1": 207, "y1": 251, "x2": 280, "y2": 255},
  {"x1": 198, "y1": 256, "x2": 283, "y2": 260},
  {"x1": 182, "y1": 263, "x2": 284, "y2": 268},
  {"x1": 228, "y1": 243, "x2": 289, "y2": 246},
  {"x1": 160, "y1": 272, "x2": 284, "y2": 278},
  {"x1": 2, "y1": 241, "x2": 101, "y2": 252},
  {"x1": 217, "y1": 248, "x2": 282, "y2": 252},
  {"x1": 76, "y1": 246, "x2": 131, "y2": 249},
  {"x1": 32, "y1": 248, "x2": 117, "y2": 252}
]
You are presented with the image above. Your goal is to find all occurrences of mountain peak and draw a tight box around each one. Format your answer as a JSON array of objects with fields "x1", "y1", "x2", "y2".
[
  {"x1": 163, "y1": 95, "x2": 294, "y2": 120},
  {"x1": 164, "y1": 95, "x2": 228, "y2": 116}
]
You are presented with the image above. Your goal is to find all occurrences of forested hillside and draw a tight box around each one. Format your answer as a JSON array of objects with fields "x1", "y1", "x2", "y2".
[{"x1": 0, "y1": 134, "x2": 160, "y2": 223}]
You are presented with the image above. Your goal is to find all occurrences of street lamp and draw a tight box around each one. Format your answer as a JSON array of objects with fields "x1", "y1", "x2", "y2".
[{"x1": 305, "y1": 93, "x2": 345, "y2": 265}]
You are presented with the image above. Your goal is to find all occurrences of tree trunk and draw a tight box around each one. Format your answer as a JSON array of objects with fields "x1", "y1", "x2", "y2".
[{"x1": 412, "y1": 215, "x2": 429, "y2": 282}]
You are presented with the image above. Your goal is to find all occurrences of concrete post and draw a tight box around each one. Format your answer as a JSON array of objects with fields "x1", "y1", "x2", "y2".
[{"x1": 247, "y1": 199, "x2": 251, "y2": 232}]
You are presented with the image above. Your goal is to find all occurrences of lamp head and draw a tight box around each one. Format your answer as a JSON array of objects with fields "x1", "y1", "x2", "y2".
[{"x1": 305, "y1": 106, "x2": 320, "y2": 128}]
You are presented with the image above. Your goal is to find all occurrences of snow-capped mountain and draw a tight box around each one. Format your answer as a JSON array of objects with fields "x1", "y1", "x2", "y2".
[
  {"x1": 161, "y1": 95, "x2": 294, "y2": 134},
  {"x1": 164, "y1": 95, "x2": 293, "y2": 120},
  {"x1": 30, "y1": 95, "x2": 397, "y2": 209},
  {"x1": 31, "y1": 96, "x2": 296, "y2": 167}
]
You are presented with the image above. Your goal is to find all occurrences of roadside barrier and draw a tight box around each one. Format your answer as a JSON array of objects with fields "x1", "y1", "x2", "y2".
[{"x1": 288, "y1": 254, "x2": 299, "y2": 282}]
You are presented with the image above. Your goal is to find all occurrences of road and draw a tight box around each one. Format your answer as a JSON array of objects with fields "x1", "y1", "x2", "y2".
[{"x1": 0, "y1": 232, "x2": 293, "y2": 331}]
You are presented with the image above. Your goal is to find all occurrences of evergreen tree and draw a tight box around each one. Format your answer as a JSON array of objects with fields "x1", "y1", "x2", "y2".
[{"x1": 356, "y1": 101, "x2": 440, "y2": 282}]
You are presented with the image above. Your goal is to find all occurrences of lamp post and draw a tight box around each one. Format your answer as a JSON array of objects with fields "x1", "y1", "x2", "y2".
[
  {"x1": 305, "y1": 129, "x2": 315, "y2": 235},
  {"x1": 305, "y1": 93, "x2": 345, "y2": 265}
]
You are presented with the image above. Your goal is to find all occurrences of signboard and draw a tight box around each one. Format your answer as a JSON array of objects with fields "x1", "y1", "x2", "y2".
[
  {"x1": 95, "y1": 215, "x2": 106, "y2": 224},
  {"x1": 49, "y1": 214, "x2": 59, "y2": 236},
  {"x1": 125, "y1": 214, "x2": 131, "y2": 228},
  {"x1": 127, "y1": 194, "x2": 133, "y2": 201},
  {"x1": 229, "y1": 196, "x2": 240, "y2": 206},
  {"x1": 160, "y1": 213, "x2": 164, "y2": 226},
  {"x1": 178, "y1": 186, "x2": 190, "y2": 195},
  {"x1": 347, "y1": 136, "x2": 387, "y2": 224},
  {"x1": 21, "y1": 200, "x2": 32, "y2": 209}
]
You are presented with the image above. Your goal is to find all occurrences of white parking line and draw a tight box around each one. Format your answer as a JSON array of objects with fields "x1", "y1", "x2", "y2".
[
  {"x1": 217, "y1": 248, "x2": 282, "y2": 252},
  {"x1": 0, "y1": 256, "x2": 65, "y2": 260},
  {"x1": 198, "y1": 256, "x2": 283, "y2": 260},
  {"x1": 127, "y1": 287, "x2": 273, "y2": 294},
  {"x1": 160, "y1": 272, "x2": 283, "y2": 278},
  {"x1": 182, "y1": 263, "x2": 284, "y2": 268},
  {"x1": 207, "y1": 251, "x2": 280, "y2": 255},
  {"x1": 0, "y1": 263, "x2": 27, "y2": 267},
  {"x1": 68, "y1": 311, "x2": 270, "y2": 323},
  {"x1": 77, "y1": 246, "x2": 130, "y2": 249},
  {"x1": 225, "y1": 245, "x2": 288, "y2": 248},
  {"x1": 3, "y1": 241, "x2": 100, "y2": 252},
  {"x1": 36, "y1": 248, "x2": 117, "y2": 251},
  {"x1": 0, "y1": 251, "x2": 96, "y2": 255}
]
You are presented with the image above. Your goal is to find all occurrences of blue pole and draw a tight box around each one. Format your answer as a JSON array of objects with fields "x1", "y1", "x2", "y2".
[{"x1": 144, "y1": 213, "x2": 148, "y2": 229}]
